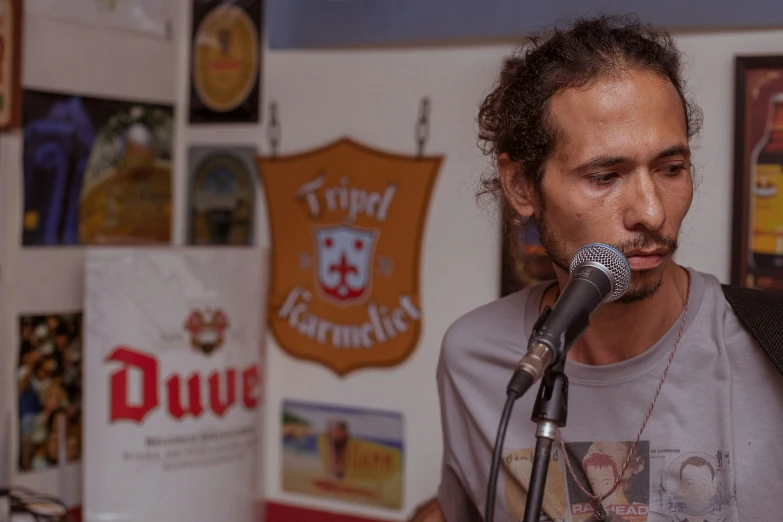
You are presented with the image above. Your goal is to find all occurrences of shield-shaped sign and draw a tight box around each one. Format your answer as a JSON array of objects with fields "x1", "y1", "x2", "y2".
[{"x1": 259, "y1": 137, "x2": 441, "y2": 376}]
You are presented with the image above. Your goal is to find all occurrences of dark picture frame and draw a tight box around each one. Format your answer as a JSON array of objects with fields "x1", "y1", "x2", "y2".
[
  {"x1": 732, "y1": 55, "x2": 783, "y2": 292},
  {"x1": 500, "y1": 206, "x2": 556, "y2": 298}
]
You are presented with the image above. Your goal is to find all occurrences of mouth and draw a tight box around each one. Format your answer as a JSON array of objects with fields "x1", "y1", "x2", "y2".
[{"x1": 623, "y1": 249, "x2": 671, "y2": 270}]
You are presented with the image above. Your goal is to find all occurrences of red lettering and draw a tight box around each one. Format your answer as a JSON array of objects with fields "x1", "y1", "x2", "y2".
[
  {"x1": 107, "y1": 346, "x2": 159, "y2": 423},
  {"x1": 208, "y1": 369, "x2": 236, "y2": 416},
  {"x1": 106, "y1": 346, "x2": 260, "y2": 423},
  {"x1": 242, "y1": 365, "x2": 260, "y2": 408},
  {"x1": 166, "y1": 373, "x2": 203, "y2": 419}
]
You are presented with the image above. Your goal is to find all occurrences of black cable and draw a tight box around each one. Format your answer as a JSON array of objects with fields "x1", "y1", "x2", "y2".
[{"x1": 485, "y1": 370, "x2": 535, "y2": 522}]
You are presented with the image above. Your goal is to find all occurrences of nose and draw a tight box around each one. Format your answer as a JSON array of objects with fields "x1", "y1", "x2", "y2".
[{"x1": 622, "y1": 170, "x2": 665, "y2": 232}]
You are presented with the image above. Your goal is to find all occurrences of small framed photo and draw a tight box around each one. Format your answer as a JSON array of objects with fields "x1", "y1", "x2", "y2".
[
  {"x1": 500, "y1": 207, "x2": 556, "y2": 297},
  {"x1": 732, "y1": 55, "x2": 783, "y2": 292}
]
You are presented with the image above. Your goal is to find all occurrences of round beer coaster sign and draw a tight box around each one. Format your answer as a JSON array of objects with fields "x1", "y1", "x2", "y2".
[{"x1": 192, "y1": 4, "x2": 259, "y2": 113}]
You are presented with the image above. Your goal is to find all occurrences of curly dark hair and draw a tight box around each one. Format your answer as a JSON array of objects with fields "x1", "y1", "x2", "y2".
[{"x1": 478, "y1": 14, "x2": 703, "y2": 205}]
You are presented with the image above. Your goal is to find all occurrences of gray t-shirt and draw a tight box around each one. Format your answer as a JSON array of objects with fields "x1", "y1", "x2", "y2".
[{"x1": 436, "y1": 267, "x2": 783, "y2": 522}]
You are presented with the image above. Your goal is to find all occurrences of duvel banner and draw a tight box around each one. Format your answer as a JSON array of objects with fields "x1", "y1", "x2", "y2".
[
  {"x1": 82, "y1": 247, "x2": 267, "y2": 522},
  {"x1": 259, "y1": 137, "x2": 441, "y2": 376}
]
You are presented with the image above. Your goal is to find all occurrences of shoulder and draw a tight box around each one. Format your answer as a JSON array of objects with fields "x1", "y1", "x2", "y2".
[
  {"x1": 437, "y1": 282, "x2": 548, "y2": 380},
  {"x1": 694, "y1": 268, "x2": 783, "y2": 377}
]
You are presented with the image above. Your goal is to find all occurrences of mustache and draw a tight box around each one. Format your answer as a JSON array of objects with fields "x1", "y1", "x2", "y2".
[{"x1": 610, "y1": 232, "x2": 679, "y2": 257}]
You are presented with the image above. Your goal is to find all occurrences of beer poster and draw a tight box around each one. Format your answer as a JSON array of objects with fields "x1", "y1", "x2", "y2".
[
  {"x1": 732, "y1": 55, "x2": 783, "y2": 292},
  {"x1": 0, "y1": 0, "x2": 22, "y2": 129},
  {"x1": 259, "y1": 137, "x2": 441, "y2": 376},
  {"x1": 189, "y1": 0, "x2": 262, "y2": 124},
  {"x1": 187, "y1": 145, "x2": 256, "y2": 245},
  {"x1": 83, "y1": 248, "x2": 267, "y2": 522},
  {"x1": 22, "y1": 89, "x2": 174, "y2": 246},
  {"x1": 17, "y1": 313, "x2": 83, "y2": 473},
  {"x1": 281, "y1": 399, "x2": 404, "y2": 509}
]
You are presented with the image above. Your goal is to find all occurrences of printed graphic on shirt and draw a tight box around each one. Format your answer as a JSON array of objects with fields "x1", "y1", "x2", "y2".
[
  {"x1": 648, "y1": 449, "x2": 737, "y2": 522},
  {"x1": 503, "y1": 442, "x2": 738, "y2": 522},
  {"x1": 564, "y1": 441, "x2": 650, "y2": 522},
  {"x1": 504, "y1": 441, "x2": 651, "y2": 521},
  {"x1": 504, "y1": 446, "x2": 570, "y2": 521}
]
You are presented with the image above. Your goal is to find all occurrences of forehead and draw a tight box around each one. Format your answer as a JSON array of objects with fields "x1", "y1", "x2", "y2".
[
  {"x1": 681, "y1": 464, "x2": 711, "y2": 479},
  {"x1": 587, "y1": 465, "x2": 615, "y2": 476},
  {"x1": 547, "y1": 70, "x2": 687, "y2": 162}
]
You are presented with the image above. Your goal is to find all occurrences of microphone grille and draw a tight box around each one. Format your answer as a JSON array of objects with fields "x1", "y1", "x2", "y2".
[{"x1": 569, "y1": 243, "x2": 631, "y2": 302}]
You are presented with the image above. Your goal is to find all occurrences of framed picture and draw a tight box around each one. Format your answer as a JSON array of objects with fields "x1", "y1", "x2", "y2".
[
  {"x1": 732, "y1": 55, "x2": 783, "y2": 292},
  {"x1": 500, "y1": 204, "x2": 556, "y2": 297}
]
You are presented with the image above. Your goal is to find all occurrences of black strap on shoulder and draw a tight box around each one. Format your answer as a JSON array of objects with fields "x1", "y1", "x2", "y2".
[{"x1": 721, "y1": 284, "x2": 783, "y2": 375}]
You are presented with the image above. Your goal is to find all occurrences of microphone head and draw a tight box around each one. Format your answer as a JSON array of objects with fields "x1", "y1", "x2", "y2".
[{"x1": 569, "y1": 243, "x2": 631, "y2": 302}]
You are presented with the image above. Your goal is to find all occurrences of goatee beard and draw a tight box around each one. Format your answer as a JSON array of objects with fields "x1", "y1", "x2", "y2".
[{"x1": 535, "y1": 214, "x2": 678, "y2": 304}]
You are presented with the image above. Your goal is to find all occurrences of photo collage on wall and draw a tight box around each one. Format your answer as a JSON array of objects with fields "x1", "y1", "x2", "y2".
[
  {"x1": 10, "y1": 2, "x2": 266, "y2": 493},
  {"x1": 20, "y1": 2, "x2": 264, "y2": 248}
]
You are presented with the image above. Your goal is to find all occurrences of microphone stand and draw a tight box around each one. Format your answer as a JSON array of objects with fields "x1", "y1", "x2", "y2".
[{"x1": 522, "y1": 362, "x2": 569, "y2": 522}]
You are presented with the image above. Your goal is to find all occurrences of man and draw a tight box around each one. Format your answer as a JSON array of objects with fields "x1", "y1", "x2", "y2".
[
  {"x1": 428, "y1": 14, "x2": 783, "y2": 522},
  {"x1": 670, "y1": 456, "x2": 719, "y2": 522}
]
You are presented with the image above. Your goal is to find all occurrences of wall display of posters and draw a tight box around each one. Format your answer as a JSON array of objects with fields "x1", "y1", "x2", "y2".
[
  {"x1": 259, "y1": 137, "x2": 441, "y2": 376},
  {"x1": 83, "y1": 248, "x2": 266, "y2": 522},
  {"x1": 17, "y1": 313, "x2": 83, "y2": 473},
  {"x1": 187, "y1": 145, "x2": 256, "y2": 245},
  {"x1": 22, "y1": 89, "x2": 174, "y2": 246},
  {"x1": 189, "y1": 0, "x2": 262, "y2": 124},
  {"x1": 281, "y1": 399, "x2": 404, "y2": 510},
  {"x1": 25, "y1": 0, "x2": 172, "y2": 38},
  {"x1": 500, "y1": 210, "x2": 556, "y2": 298},
  {"x1": 732, "y1": 55, "x2": 783, "y2": 293},
  {"x1": 0, "y1": 0, "x2": 22, "y2": 129}
]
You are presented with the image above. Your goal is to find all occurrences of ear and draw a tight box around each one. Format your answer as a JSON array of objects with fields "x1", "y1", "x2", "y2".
[{"x1": 498, "y1": 153, "x2": 538, "y2": 219}]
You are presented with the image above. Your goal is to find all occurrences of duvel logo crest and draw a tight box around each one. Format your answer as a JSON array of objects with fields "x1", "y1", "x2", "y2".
[
  {"x1": 185, "y1": 308, "x2": 230, "y2": 355},
  {"x1": 259, "y1": 138, "x2": 441, "y2": 376}
]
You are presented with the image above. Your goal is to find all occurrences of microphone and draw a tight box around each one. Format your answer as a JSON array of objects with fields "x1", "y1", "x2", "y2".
[
  {"x1": 508, "y1": 243, "x2": 631, "y2": 396},
  {"x1": 485, "y1": 245, "x2": 630, "y2": 522}
]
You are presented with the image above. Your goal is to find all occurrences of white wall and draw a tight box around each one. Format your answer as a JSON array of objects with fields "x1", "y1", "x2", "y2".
[
  {"x1": 1, "y1": 8, "x2": 176, "y2": 506},
  {"x1": 260, "y1": 28, "x2": 783, "y2": 519}
]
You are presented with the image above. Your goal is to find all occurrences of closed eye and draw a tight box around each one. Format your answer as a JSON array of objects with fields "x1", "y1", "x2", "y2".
[
  {"x1": 661, "y1": 163, "x2": 687, "y2": 176},
  {"x1": 588, "y1": 172, "x2": 619, "y2": 185}
]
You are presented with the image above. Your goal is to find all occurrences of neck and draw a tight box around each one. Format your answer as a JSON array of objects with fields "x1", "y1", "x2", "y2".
[{"x1": 540, "y1": 262, "x2": 690, "y2": 366}]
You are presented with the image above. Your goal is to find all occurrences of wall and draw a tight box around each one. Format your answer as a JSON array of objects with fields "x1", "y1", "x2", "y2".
[
  {"x1": 260, "y1": 28, "x2": 783, "y2": 520},
  {"x1": 1, "y1": 7, "x2": 177, "y2": 507}
]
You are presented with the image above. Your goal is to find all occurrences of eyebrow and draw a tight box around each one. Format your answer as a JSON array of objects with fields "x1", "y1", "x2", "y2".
[{"x1": 571, "y1": 144, "x2": 691, "y2": 172}]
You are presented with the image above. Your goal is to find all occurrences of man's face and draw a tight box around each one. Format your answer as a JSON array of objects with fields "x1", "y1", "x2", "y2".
[
  {"x1": 586, "y1": 465, "x2": 616, "y2": 498},
  {"x1": 534, "y1": 69, "x2": 693, "y2": 302},
  {"x1": 679, "y1": 464, "x2": 716, "y2": 513}
]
